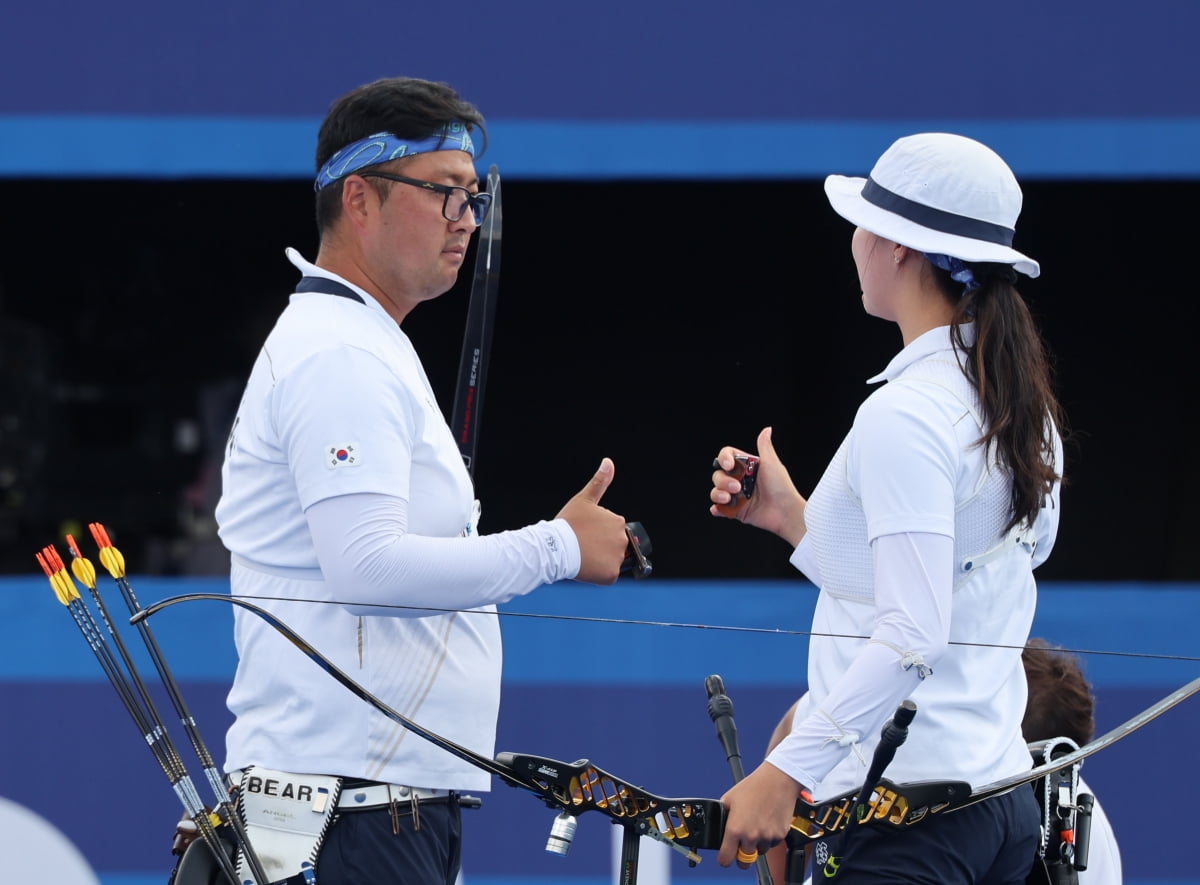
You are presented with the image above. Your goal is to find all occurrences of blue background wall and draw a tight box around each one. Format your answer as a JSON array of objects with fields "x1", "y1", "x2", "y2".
[
  {"x1": 2, "y1": 576, "x2": 1196, "y2": 885},
  {"x1": 3, "y1": 0, "x2": 1200, "y2": 180},
  {"x1": 4, "y1": 3, "x2": 1200, "y2": 883}
]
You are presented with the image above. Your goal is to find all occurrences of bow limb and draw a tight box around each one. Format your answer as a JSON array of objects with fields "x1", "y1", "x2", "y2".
[
  {"x1": 785, "y1": 672, "x2": 1200, "y2": 844},
  {"x1": 132, "y1": 592, "x2": 524, "y2": 787},
  {"x1": 451, "y1": 163, "x2": 501, "y2": 478},
  {"x1": 965, "y1": 671, "x2": 1200, "y2": 803}
]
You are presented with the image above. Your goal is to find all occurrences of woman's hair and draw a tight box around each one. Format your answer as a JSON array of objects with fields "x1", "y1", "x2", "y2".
[
  {"x1": 1021, "y1": 637, "x2": 1095, "y2": 746},
  {"x1": 933, "y1": 262, "x2": 1067, "y2": 532}
]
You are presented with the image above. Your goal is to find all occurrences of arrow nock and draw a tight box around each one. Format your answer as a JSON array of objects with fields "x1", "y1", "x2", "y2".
[
  {"x1": 35, "y1": 546, "x2": 80, "y2": 606},
  {"x1": 88, "y1": 522, "x2": 127, "y2": 579},
  {"x1": 65, "y1": 534, "x2": 99, "y2": 590}
]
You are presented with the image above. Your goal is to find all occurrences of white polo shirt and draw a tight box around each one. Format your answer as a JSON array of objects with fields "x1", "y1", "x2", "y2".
[
  {"x1": 216, "y1": 249, "x2": 578, "y2": 791},
  {"x1": 770, "y1": 325, "x2": 1063, "y2": 800}
]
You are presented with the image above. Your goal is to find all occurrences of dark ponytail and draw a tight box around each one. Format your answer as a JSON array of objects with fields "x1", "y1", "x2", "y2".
[{"x1": 935, "y1": 263, "x2": 1067, "y2": 532}]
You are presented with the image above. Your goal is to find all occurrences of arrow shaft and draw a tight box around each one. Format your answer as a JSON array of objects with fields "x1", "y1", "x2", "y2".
[{"x1": 53, "y1": 581, "x2": 240, "y2": 884}]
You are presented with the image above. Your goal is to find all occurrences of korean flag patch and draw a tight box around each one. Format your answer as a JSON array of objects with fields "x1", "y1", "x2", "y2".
[{"x1": 327, "y1": 443, "x2": 360, "y2": 469}]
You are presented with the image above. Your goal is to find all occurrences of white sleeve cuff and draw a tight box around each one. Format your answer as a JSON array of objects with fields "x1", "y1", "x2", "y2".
[{"x1": 543, "y1": 517, "x2": 582, "y2": 581}]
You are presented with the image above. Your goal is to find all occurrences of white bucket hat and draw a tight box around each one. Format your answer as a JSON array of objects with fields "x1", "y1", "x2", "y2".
[{"x1": 824, "y1": 132, "x2": 1040, "y2": 278}]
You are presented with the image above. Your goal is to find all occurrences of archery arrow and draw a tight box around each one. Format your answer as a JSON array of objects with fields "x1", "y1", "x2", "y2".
[
  {"x1": 34, "y1": 546, "x2": 243, "y2": 885},
  {"x1": 75, "y1": 525, "x2": 271, "y2": 885}
]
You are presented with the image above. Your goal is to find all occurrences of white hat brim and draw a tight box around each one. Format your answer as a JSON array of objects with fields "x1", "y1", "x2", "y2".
[{"x1": 824, "y1": 174, "x2": 1040, "y2": 278}]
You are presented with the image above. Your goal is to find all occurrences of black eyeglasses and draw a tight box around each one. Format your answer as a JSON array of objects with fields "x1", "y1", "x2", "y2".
[{"x1": 359, "y1": 171, "x2": 492, "y2": 225}]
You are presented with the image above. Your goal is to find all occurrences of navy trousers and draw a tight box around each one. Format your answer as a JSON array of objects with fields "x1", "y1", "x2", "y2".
[
  {"x1": 312, "y1": 798, "x2": 464, "y2": 885},
  {"x1": 808, "y1": 787, "x2": 1039, "y2": 884}
]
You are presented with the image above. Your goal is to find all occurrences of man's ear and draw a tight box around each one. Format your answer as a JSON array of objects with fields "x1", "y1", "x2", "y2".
[{"x1": 339, "y1": 175, "x2": 375, "y2": 230}]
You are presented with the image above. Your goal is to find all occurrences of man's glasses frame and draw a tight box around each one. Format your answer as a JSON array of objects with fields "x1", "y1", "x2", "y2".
[{"x1": 359, "y1": 171, "x2": 492, "y2": 225}]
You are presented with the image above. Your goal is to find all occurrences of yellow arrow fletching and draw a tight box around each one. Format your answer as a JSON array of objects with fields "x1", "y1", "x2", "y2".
[
  {"x1": 49, "y1": 572, "x2": 71, "y2": 606},
  {"x1": 64, "y1": 535, "x2": 99, "y2": 589},
  {"x1": 37, "y1": 548, "x2": 81, "y2": 605},
  {"x1": 89, "y1": 524, "x2": 130, "y2": 579},
  {"x1": 110, "y1": 545, "x2": 127, "y2": 577},
  {"x1": 97, "y1": 546, "x2": 125, "y2": 579},
  {"x1": 69, "y1": 555, "x2": 98, "y2": 590},
  {"x1": 35, "y1": 553, "x2": 66, "y2": 606},
  {"x1": 60, "y1": 570, "x2": 80, "y2": 603},
  {"x1": 50, "y1": 569, "x2": 79, "y2": 604}
]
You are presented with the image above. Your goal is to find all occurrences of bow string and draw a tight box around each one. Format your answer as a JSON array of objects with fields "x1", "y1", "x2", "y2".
[
  {"x1": 152, "y1": 590, "x2": 1200, "y2": 667},
  {"x1": 133, "y1": 590, "x2": 1200, "y2": 853}
]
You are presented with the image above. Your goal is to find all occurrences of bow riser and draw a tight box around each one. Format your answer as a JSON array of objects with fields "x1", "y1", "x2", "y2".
[
  {"x1": 789, "y1": 777, "x2": 968, "y2": 842},
  {"x1": 496, "y1": 752, "x2": 725, "y2": 851}
]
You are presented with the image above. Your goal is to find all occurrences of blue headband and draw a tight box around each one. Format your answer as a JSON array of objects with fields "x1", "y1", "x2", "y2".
[{"x1": 314, "y1": 123, "x2": 477, "y2": 191}]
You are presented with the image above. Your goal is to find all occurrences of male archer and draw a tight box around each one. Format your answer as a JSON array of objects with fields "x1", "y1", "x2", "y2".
[{"x1": 201, "y1": 76, "x2": 629, "y2": 885}]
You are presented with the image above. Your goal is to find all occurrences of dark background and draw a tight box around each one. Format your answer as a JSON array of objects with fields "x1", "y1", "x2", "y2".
[{"x1": 0, "y1": 177, "x2": 1194, "y2": 581}]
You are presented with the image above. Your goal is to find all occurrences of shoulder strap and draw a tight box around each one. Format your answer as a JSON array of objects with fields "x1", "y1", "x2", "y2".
[{"x1": 294, "y1": 276, "x2": 365, "y2": 304}]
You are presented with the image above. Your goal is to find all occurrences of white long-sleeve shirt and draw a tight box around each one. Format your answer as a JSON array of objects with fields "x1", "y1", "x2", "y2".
[
  {"x1": 216, "y1": 249, "x2": 580, "y2": 791},
  {"x1": 769, "y1": 325, "x2": 1062, "y2": 800}
]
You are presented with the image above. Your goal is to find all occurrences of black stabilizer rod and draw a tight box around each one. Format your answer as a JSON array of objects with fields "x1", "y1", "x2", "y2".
[
  {"x1": 705, "y1": 675, "x2": 774, "y2": 885},
  {"x1": 865, "y1": 700, "x2": 918, "y2": 793},
  {"x1": 833, "y1": 699, "x2": 918, "y2": 870},
  {"x1": 705, "y1": 675, "x2": 746, "y2": 780},
  {"x1": 1074, "y1": 792, "x2": 1094, "y2": 871}
]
